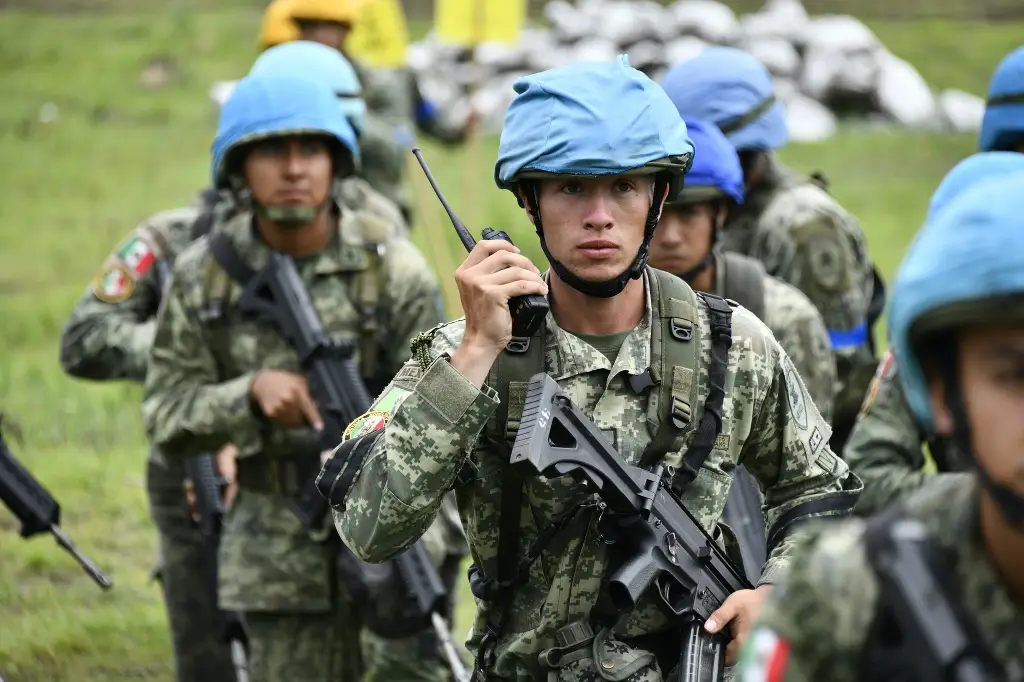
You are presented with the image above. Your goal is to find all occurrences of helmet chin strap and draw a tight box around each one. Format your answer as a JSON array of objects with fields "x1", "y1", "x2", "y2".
[
  {"x1": 939, "y1": 347, "x2": 1024, "y2": 531},
  {"x1": 525, "y1": 175, "x2": 670, "y2": 299}
]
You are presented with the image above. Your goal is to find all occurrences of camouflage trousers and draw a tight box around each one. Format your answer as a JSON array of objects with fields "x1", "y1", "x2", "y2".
[{"x1": 147, "y1": 459, "x2": 237, "y2": 682}]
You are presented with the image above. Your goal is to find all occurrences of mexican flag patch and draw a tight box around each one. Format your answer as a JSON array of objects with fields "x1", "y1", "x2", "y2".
[
  {"x1": 117, "y1": 236, "x2": 156, "y2": 277},
  {"x1": 736, "y1": 627, "x2": 790, "y2": 682},
  {"x1": 92, "y1": 263, "x2": 135, "y2": 303},
  {"x1": 342, "y1": 410, "x2": 390, "y2": 441}
]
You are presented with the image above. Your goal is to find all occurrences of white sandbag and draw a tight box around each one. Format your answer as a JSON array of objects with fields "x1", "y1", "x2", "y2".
[
  {"x1": 784, "y1": 93, "x2": 837, "y2": 142},
  {"x1": 738, "y1": 0, "x2": 809, "y2": 45},
  {"x1": 937, "y1": 89, "x2": 986, "y2": 132},
  {"x1": 874, "y1": 50, "x2": 938, "y2": 127},
  {"x1": 209, "y1": 80, "x2": 237, "y2": 108},
  {"x1": 741, "y1": 37, "x2": 801, "y2": 79},
  {"x1": 664, "y1": 36, "x2": 710, "y2": 68}
]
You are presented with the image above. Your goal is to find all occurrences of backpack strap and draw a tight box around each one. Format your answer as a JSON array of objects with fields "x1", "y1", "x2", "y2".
[
  {"x1": 208, "y1": 232, "x2": 256, "y2": 286},
  {"x1": 350, "y1": 213, "x2": 390, "y2": 382},
  {"x1": 191, "y1": 187, "x2": 222, "y2": 241},
  {"x1": 468, "y1": 330, "x2": 546, "y2": 678},
  {"x1": 720, "y1": 252, "x2": 767, "y2": 322},
  {"x1": 641, "y1": 270, "x2": 734, "y2": 495}
]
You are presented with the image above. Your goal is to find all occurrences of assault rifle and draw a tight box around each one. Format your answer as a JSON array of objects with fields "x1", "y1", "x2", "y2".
[
  {"x1": 0, "y1": 416, "x2": 112, "y2": 590},
  {"x1": 864, "y1": 511, "x2": 1014, "y2": 682},
  {"x1": 510, "y1": 374, "x2": 752, "y2": 682},
  {"x1": 185, "y1": 455, "x2": 250, "y2": 682}
]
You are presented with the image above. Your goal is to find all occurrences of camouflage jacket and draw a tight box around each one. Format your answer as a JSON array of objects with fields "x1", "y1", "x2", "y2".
[
  {"x1": 722, "y1": 154, "x2": 876, "y2": 436},
  {"x1": 359, "y1": 115, "x2": 413, "y2": 223},
  {"x1": 713, "y1": 250, "x2": 836, "y2": 424},
  {"x1": 141, "y1": 207, "x2": 447, "y2": 612},
  {"x1": 845, "y1": 351, "x2": 970, "y2": 515},
  {"x1": 58, "y1": 192, "x2": 233, "y2": 490},
  {"x1": 331, "y1": 268, "x2": 861, "y2": 680},
  {"x1": 736, "y1": 476, "x2": 1023, "y2": 682}
]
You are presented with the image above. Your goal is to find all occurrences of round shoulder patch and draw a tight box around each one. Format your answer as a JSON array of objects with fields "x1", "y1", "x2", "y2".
[
  {"x1": 92, "y1": 262, "x2": 136, "y2": 303},
  {"x1": 342, "y1": 410, "x2": 390, "y2": 441}
]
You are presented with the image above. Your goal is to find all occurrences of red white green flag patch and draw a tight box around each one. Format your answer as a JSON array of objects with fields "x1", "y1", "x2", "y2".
[
  {"x1": 117, "y1": 236, "x2": 156, "y2": 277},
  {"x1": 737, "y1": 627, "x2": 790, "y2": 682},
  {"x1": 92, "y1": 263, "x2": 135, "y2": 303}
]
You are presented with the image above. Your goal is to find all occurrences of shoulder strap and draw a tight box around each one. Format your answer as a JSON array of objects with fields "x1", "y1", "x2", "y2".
[
  {"x1": 191, "y1": 187, "x2": 222, "y2": 241},
  {"x1": 208, "y1": 231, "x2": 255, "y2": 286},
  {"x1": 350, "y1": 213, "x2": 390, "y2": 381},
  {"x1": 641, "y1": 270, "x2": 734, "y2": 496},
  {"x1": 720, "y1": 252, "x2": 767, "y2": 322}
]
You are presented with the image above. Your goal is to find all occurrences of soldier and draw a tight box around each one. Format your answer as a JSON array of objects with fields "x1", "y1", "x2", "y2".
[
  {"x1": 844, "y1": 45, "x2": 1024, "y2": 515},
  {"x1": 661, "y1": 46, "x2": 882, "y2": 455},
  {"x1": 647, "y1": 117, "x2": 835, "y2": 422},
  {"x1": 646, "y1": 116, "x2": 836, "y2": 585},
  {"x1": 734, "y1": 171, "x2": 1024, "y2": 682},
  {"x1": 142, "y1": 73, "x2": 450, "y2": 682},
  {"x1": 257, "y1": 0, "x2": 477, "y2": 222},
  {"x1": 320, "y1": 56, "x2": 861, "y2": 681},
  {"x1": 59, "y1": 194, "x2": 238, "y2": 682}
]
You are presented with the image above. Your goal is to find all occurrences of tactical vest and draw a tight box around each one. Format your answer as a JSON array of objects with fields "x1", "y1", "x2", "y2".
[
  {"x1": 719, "y1": 251, "x2": 766, "y2": 322},
  {"x1": 198, "y1": 205, "x2": 389, "y2": 383},
  {"x1": 467, "y1": 268, "x2": 736, "y2": 675}
]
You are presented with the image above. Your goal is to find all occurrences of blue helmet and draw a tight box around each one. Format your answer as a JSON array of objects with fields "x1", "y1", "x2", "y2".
[
  {"x1": 890, "y1": 171, "x2": 1024, "y2": 431},
  {"x1": 249, "y1": 40, "x2": 367, "y2": 135},
  {"x1": 661, "y1": 46, "x2": 788, "y2": 153},
  {"x1": 926, "y1": 151, "x2": 1024, "y2": 222},
  {"x1": 979, "y1": 46, "x2": 1024, "y2": 152},
  {"x1": 666, "y1": 117, "x2": 744, "y2": 206},
  {"x1": 211, "y1": 72, "x2": 360, "y2": 190},
  {"x1": 493, "y1": 55, "x2": 695, "y2": 299},
  {"x1": 495, "y1": 55, "x2": 694, "y2": 194}
]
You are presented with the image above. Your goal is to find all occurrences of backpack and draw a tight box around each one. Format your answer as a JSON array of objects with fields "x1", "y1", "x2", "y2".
[
  {"x1": 719, "y1": 251, "x2": 766, "y2": 322},
  {"x1": 466, "y1": 268, "x2": 735, "y2": 673}
]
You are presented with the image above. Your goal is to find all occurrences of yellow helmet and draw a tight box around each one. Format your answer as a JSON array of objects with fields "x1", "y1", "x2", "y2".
[{"x1": 258, "y1": 0, "x2": 364, "y2": 51}]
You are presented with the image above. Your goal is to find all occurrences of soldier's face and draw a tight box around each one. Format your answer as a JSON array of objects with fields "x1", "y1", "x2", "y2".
[
  {"x1": 243, "y1": 135, "x2": 333, "y2": 215},
  {"x1": 300, "y1": 21, "x2": 351, "y2": 53},
  {"x1": 534, "y1": 175, "x2": 659, "y2": 282},
  {"x1": 649, "y1": 202, "x2": 717, "y2": 275},
  {"x1": 931, "y1": 323, "x2": 1024, "y2": 495}
]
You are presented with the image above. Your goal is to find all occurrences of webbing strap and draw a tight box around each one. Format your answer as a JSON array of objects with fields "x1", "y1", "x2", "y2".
[
  {"x1": 209, "y1": 232, "x2": 256, "y2": 286},
  {"x1": 669, "y1": 293, "x2": 733, "y2": 493},
  {"x1": 718, "y1": 95, "x2": 777, "y2": 135}
]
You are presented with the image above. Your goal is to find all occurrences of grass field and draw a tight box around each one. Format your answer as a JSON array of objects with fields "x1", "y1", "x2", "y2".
[{"x1": 0, "y1": 8, "x2": 1019, "y2": 681}]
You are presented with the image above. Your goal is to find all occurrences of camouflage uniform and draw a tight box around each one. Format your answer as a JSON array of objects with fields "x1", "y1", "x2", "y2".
[
  {"x1": 58, "y1": 197, "x2": 237, "y2": 682},
  {"x1": 722, "y1": 154, "x2": 876, "y2": 452},
  {"x1": 329, "y1": 268, "x2": 862, "y2": 681},
  {"x1": 142, "y1": 205, "x2": 456, "y2": 682},
  {"x1": 843, "y1": 351, "x2": 969, "y2": 516},
  {"x1": 735, "y1": 476, "x2": 1023, "y2": 682},
  {"x1": 712, "y1": 249, "x2": 835, "y2": 422}
]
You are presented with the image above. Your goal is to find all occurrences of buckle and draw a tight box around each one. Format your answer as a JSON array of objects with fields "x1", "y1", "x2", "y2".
[
  {"x1": 669, "y1": 318, "x2": 693, "y2": 342},
  {"x1": 506, "y1": 336, "x2": 530, "y2": 354}
]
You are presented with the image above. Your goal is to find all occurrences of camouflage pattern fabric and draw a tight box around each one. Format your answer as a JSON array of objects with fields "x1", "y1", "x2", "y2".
[
  {"x1": 358, "y1": 116, "x2": 414, "y2": 224},
  {"x1": 713, "y1": 251, "x2": 836, "y2": 423},
  {"x1": 142, "y1": 206, "x2": 454, "y2": 682},
  {"x1": 330, "y1": 268, "x2": 862, "y2": 681},
  {"x1": 721, "y1": 154, "x2": 876, "y2": 447},
  {"x1": 735, "y1": 476, "x2": 1023, "y2": 682},
  {"x1": 58, "y1": 198, "x2": 236, "y2": 681},
  {"x1": 336, "y1": 175, "x2": 408, "y2": 239},
  {"x1": 844, "y1": 351, "x2": 971, "y2": 516}
]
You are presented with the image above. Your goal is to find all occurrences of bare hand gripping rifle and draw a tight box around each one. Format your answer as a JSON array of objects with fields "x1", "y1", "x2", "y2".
[{"x1": 510, "y1": 374, "x2": 752, "y2": 682}]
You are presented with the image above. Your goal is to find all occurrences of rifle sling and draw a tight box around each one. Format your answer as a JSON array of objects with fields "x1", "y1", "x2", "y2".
[{"x1": 209, "y1": 232, "x2": 257, "y2": 287}]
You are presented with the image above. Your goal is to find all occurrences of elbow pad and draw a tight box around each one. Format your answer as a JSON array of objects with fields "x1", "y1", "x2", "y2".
[{"x1": 315, "y1": 429, "x2": 384, "y2": 510}]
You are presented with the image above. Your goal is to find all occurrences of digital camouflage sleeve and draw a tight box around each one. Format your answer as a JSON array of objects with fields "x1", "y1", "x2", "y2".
[
  {"x1": 59, "y1": 206, "x2": 201, "y2": 382},
  {"x1": 762, "y1": 275, "x2": 836, "y2": 424},
  {"x1": 844, "y1": 351, "x2": 971, "y2": 515},
  {"x1": 328, "y1": 269, "x2": 861, "y2": 679},
  {"x1": 735, "y1": 476, "x2": 1023, "y2": 682}
]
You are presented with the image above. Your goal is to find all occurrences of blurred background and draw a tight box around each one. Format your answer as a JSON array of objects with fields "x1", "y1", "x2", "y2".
[{"x1": 0, "y1": 1, "x2": 1020, "y2": 679}]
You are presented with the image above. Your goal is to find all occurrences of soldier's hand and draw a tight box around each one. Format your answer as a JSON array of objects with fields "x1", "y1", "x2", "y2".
[
  {"x1": 216, "y1": 443, "x2": 239, "y2": 511},
  {"x1": 703, "y1": 585, "x2": 771, "y2": 665},
  {"x1": 250, "y1": 370, "x2": 324, "y2": 430},
  {"x1": 451, "y1": 240, "x2": 547, "y2": 385}
]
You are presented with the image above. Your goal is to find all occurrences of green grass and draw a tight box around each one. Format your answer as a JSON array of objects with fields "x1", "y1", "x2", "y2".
[{"x1": 0, "y1": 8, "x2": 1014, "y2": 680}]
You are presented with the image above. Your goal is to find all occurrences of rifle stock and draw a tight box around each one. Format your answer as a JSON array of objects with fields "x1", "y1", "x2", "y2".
[
  {"x1": 0, "y1": 423, "x2": 112, "y2": 590},
  {"x1": 510, "y1": 374, "x2": 751, "y2": 681}
]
